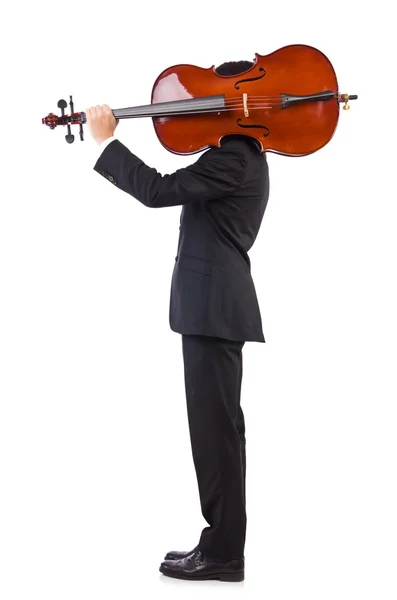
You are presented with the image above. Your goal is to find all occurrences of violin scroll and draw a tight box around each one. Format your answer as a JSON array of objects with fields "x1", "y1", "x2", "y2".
[{"x1": 42, "y1": 95, "x2": 86, "y2": 143}]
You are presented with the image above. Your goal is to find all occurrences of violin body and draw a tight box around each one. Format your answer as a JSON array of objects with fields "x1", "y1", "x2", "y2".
[{"x1": 151, "y1": 44, "x2": 340, "y2": 156}]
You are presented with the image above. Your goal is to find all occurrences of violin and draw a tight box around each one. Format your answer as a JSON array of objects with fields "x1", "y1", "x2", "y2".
[{"x1": 42, "y1": 44, "x2": 357, "y2": 157}]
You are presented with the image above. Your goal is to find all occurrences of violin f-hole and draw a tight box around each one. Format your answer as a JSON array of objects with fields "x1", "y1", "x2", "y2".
[
  {"x1": 234, "y1": 68, "x2": 266, "y2": 90},
  {"x1": 236, "y1": 119, "x2": 270, "y2": 137}
]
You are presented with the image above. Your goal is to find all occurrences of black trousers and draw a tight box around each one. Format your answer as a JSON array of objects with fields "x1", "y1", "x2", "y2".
[{"x1": 181, "y1": 334, "x2": 246, "y2": 561}]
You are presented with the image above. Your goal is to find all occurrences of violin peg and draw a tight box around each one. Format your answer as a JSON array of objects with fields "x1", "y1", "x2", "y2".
[
  {"x1": 42, "y1": 95, "x2": 86, "y2": 142},
  {"x1": 66, "y1": 121, "x2": 74, "y2": 143}
]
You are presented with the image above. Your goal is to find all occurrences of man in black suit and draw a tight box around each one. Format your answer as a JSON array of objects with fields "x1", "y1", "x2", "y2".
[{"x1": 85, "y1": 60, "x2": 269, "y2": 582}]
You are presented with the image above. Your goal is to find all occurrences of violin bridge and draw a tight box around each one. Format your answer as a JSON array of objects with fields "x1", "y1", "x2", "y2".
[{"x1": 243, "y1": 93, "x2": 249, "y2": 118}]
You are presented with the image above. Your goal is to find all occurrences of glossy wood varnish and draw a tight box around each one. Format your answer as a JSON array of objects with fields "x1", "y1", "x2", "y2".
[{"x1": 151, "y1": 44, "x2": 340, "y2": 156}]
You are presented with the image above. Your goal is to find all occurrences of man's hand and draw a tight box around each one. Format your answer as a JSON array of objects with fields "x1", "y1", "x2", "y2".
[{"x1": 85, "y1": 104, "x2": 119, "y2": 145}]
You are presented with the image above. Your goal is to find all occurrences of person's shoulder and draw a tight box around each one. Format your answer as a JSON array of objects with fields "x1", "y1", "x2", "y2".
[
  {"x1": 221, "y1": 135, "x2": 263, "y2": 156},
  {"x1": 201, "y1": 136, "x2": 255, "y2": 161}
]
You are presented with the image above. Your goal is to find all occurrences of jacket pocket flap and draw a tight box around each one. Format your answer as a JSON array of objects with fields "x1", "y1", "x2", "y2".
[{"x1": 179, "y1": 255, "x2": 212, "y2": 275}]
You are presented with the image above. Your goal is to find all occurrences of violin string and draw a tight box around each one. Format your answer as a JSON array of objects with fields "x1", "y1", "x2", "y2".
[
  {"x1": 113, "y1": 98, "x2": 285, "y2": 116},
  {"x1": 228, "y1": 94, "x2": 336, "y2": 100},
  {"x1": 227, "y1": 96, "x2": 319, "y2": 101},
  {"x1": 114, "y1": 107, "x2": 278, "y2": 119},
  {"x1": 114, "y1": 106, "x2": 281, "y2": 119},
  {"x1": 116, "y1": 96, "x2": 331, "y2": 112},
  {"x1": 112, "y1": 92, "x2": 337, "y2": 117},
  {"x1": 113, "y1": 105, "x2": 273, "y2": 116},
  {"x1": 114, "y1": 102, "x2": 285, "y2": 117},
  {"x1": 227, "y1": 97, "x2": 285, "y2": 102}
]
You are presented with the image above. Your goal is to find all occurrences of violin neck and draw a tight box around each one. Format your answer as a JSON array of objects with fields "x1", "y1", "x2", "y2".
[{"x1": 111, "y1": 95, "x2": 226, "y2": 119}]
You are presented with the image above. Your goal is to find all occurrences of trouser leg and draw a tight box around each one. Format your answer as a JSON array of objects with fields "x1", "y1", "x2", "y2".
[{"x1": 181, "y1": 334, "x2": 246, "y2": 561}]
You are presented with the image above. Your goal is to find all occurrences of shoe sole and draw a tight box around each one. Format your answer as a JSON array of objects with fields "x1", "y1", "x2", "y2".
[{"x1": 159, "y1": 566, "x2": 244, "y2": 582}]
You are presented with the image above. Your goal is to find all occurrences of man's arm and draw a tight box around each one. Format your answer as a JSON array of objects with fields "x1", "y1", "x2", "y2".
[{"x1": 93, "y1": 137, "x2": 247, "y2": 208}]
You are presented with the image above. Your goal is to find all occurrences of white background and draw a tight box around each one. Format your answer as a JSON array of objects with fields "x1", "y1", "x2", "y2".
[{"x1": 1, "y1": 1, "x2": 396, "y2": 598}]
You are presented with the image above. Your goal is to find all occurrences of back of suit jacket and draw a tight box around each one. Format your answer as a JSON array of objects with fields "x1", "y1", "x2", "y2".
[{"x1": 94, "y1": 136, "x2": 269, "y2": 343}]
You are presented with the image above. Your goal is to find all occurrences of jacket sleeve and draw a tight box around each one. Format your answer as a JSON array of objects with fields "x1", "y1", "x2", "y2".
[{"x1": 93, "y1": 138, "x2": 247, "y2": 208}]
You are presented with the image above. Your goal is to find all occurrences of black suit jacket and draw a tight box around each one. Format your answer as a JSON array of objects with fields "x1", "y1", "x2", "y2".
[{"x1": 94, "y1": 136, "x2": 269, "y2": 342}]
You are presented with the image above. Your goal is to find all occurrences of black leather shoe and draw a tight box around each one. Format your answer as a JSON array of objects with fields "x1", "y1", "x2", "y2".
[
  {"x1": 164, "y1": 547, "x2": 197, "y2": 561},
  {"x1": 159, "y1": 549, "x2": 244, "y2": 581}
]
